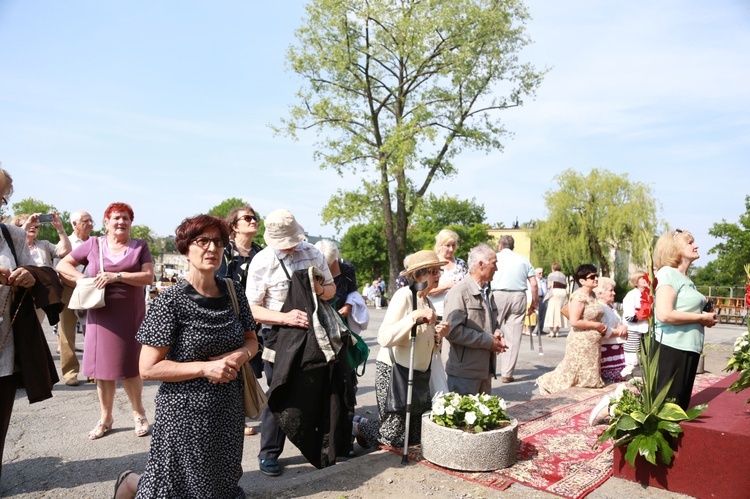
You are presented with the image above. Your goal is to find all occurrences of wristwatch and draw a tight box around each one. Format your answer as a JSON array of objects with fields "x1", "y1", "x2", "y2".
[{"x1": 116, "y1": 272, "x2": 121, "y2": 281}]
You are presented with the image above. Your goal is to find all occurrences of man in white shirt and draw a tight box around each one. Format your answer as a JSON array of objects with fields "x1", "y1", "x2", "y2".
[
  {"x1": 56, "y1": 210, "x2": 93, "y2": 386},
  {"x1": 245, "y1": 209, "x2": 335, "y2": 477},
  {"x1": 490, "y1": 236, "x2": 538, "y2": 383}
]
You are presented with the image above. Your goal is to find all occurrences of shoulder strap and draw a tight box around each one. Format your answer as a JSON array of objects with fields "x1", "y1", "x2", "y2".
[
  {"x1": 98, "y1": 237, "x2": 105, "y2": 272},
  {"x1": 276, "y1": 254, "x2": 291, "y2": 280},
  {"x1": 0, "y1": 223, "x2": 18, "y2": 265},
  {"x1": 223, "y1": 278, "x2": 240, "y2": 318}
]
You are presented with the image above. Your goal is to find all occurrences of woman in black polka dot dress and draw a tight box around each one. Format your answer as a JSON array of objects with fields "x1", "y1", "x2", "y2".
[{"x1": 113, "y1": 215, "x2": 259, "y2": 499}]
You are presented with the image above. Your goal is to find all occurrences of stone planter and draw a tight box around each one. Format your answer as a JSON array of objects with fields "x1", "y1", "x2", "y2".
[{"x1": 420, "y1": 413, "x2": 518, "y2": 471}]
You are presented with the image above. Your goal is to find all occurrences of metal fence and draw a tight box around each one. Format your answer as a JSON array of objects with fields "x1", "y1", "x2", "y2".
[{"x1": 695, "y1": 286, "x2": 746, "y2": 298}]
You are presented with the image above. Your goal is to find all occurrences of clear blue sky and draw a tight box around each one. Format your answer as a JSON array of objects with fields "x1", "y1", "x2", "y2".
[{"x1": 2, "y1": 0, "x2": 748, "y2": 265}]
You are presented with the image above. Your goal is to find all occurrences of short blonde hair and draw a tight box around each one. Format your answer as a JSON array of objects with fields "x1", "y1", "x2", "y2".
[
  {"x1": 595, "y1": 277, "x2": 616, "y2": 298},
  {"x1": 434, "y1": 229, "x2": 458, "y2": 253},
  {"x1": 653, "y1": 229, "x2": 694, "y2": 270},
  {"x1": 628, "y1": 270, "x2": 648, "y2": 288},
  {"x1": 10, "y1": 214, "x2": 30, "y2": 227}
]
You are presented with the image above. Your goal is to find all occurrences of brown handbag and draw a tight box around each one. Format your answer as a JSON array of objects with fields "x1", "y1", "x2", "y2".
[
  {"x1": 224, "y1": 278, "x2": 268, "y2": 418},
  {"x1": 561, "y1": 302, "x2": 570, "y2": 319}
]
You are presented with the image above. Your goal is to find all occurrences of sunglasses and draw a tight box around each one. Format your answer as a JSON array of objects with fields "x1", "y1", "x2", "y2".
[
  {"x1": 239, "y1": 214, "x2": 259, "y2": 223},
  {"x1": 428, "y1": 268, "x2": 443, "y2": 276},
  {"x1": 585, "y1": 274, "x2": 598, "y2": 280},
  {"x1": 672, "y1": 228, "x2": 683, "y2": 238},
  {"x1": 192, "y1": 237, "x2": 226, "y2": 249}
]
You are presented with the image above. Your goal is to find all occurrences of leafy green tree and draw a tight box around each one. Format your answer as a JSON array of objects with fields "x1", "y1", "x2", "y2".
[
  {"x1": 279, "y1": 0, "x2": 545, "y2": 289},
  {"x1": 208, "y1": 197, "x2": 265, "y2": 241},
  {"x1": 408, "y1": 194, "x2": 492, "y2": 261},
  {"x1": 339, "y1": 222, "x2": 389, "y2": 288},
  {"x1": 153, "y1": 236, "x2": 177, "y2": 255},
  {"x1": 208, "y1": 197, "x2": 249, "y2": 219},
  {"x1": 531, "y1": 169, "x2": 660, "y2": 276},
  {"x1": 131, "y1": 224, "x2": 157, "y2": 255},
  {"x1": 10, "y1": 197, "x2": 72, "y2": 244},
  {"x1": 705, "y1": 195, "x2": 750, "y2": 286}
]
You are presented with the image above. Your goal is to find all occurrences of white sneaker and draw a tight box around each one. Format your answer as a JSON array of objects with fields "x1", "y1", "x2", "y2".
[{"x1": 588, "y1": 394, "x2": 612, "y2": 426}]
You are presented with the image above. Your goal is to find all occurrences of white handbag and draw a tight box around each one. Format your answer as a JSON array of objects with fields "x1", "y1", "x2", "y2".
[{"x1": 68, "y1": 238, "x2": 106, "y2": 310}]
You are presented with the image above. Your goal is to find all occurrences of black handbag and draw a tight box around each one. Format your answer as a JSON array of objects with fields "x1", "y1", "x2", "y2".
[
  {"x1": 384, "y1": 347, "x2": 432, "y2": 415},
  {"x1": 384, "y1": 283, "x2": 432, "y2": 415}
]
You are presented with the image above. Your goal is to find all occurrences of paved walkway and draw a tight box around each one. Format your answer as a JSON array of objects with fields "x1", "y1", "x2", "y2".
[{"x1": 1, "y1": 307, "x2": 741, "y2": 498}]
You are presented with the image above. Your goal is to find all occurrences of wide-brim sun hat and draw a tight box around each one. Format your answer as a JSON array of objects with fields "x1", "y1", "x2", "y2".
[
  {"x1": 400, "y1": 250, "x2": 448, "y2": 276},
  {"x1": 263, "y1": 209, "x2": 306, "y2": 250}
]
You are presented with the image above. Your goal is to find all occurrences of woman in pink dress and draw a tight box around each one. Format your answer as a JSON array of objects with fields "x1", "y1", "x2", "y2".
[{"x1": 58, "y1": 202, "x2": 154, "y2": 440}]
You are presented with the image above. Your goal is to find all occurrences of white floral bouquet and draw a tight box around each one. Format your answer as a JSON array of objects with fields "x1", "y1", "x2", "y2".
[
  {"x1": 725, "y1": 329, "x2": 750, "y2": 402},
  {"x1": 430, "y1": 392, "x2": 511, "y2": 432}
]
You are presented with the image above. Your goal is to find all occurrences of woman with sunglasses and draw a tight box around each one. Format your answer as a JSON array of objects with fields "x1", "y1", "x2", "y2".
[
  {"x1": 537, "y1": 264, "x2": 608, "y2": 395},
  {"x1": 58, "y1": 202, "x2": 154, "y2": 440},
  {"x1": 217, "y1": 206, "x2": 263, "y2": 290},
  {"x1": 653, "y1": 229, "x2": 717, "y2": 410},
  {"x1": 113, "y1": 215, "x2": 258, "y2": 498}
]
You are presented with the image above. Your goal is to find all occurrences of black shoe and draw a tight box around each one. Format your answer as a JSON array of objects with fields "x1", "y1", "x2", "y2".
[{"x1": 258, "y1": 457, "x2": 281, "y2": 477}]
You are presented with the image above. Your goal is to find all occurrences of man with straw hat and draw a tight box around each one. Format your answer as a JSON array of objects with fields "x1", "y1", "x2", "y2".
[
  {"x1": 443, "y1": 243, "x2": 507, "y2": 395},
  {"x1": 245, "y1": 209, "x2": 335, "y2": 477}
]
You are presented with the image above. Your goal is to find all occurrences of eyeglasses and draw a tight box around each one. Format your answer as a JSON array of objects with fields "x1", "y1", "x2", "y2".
[
  {"x1": 428, "y1": 268, "x2": 443, "y2": 276},
  {"x1": 191, "y1": 237, "x2": 226, "y2": 249},
  {"x1": 78, "y1": 219, "x2": 94, "y2": 225},
  {"x1": 672, "y1": 229, "x2": 683, "y2": 238},
  {"x1": 238, "y1": 214, "x2": 259, "y2": 223},
  {"x1": 585, "y1": 274, "x2": 598, "y2": 280},
  {"x1": 1, "y1": 196, "x2": 7, "y2": 206}
]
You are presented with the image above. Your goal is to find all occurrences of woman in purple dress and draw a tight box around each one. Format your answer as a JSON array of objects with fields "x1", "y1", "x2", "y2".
[{"x1": 58, "y1": 202, "x2": 154, "y2": 440}]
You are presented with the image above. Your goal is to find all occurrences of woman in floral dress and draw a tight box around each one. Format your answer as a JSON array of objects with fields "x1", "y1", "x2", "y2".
[
  {"x1": 537, "y1": 264, "x2": 608, "y2": 395},
  {"x1": 113, "y1": 215, "x2": 258, "y2": 499}
]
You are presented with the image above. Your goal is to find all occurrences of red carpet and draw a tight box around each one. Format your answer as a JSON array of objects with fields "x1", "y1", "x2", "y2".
[{"x1": 388, "y1": 372, "x2": 726, "y2": 499}]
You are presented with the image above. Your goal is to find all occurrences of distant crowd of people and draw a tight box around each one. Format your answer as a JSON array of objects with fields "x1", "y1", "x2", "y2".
[{"x1": 0, "y1": 163, "x2": 718, "y2": 496}]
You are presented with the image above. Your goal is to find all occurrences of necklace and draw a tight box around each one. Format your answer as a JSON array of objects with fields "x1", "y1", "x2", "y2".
[
  {"x1": 108, "y1": 236, "x2": 131, "y2": 250},
  {"x1": 234, "y1": 238, "x2": 254, "y2": 253}
]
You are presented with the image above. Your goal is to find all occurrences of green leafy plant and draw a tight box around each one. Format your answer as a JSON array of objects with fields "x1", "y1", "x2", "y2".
[
  {"x1": 596, "y1": 236, "x2": 707, "y2": 467},
  {"x1": 430, "y1": 392, "x2": 511, "y2": 433},
  {"x1": 724, "y1": 329, "x2": 750, "y2": 402}
]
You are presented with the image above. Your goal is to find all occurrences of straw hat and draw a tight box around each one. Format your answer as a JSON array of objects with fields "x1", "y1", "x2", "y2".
[
  {"x1": 263, "y1": 209, "x2": 306, "y2": 250},
  {"x1": 400, "y1": 250, "x2": 448, "y2": 276}
]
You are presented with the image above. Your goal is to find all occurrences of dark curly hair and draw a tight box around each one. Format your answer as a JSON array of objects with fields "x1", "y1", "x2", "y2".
[{"x1": 174, "y1": 214, "x2": 230, "y2": 255}]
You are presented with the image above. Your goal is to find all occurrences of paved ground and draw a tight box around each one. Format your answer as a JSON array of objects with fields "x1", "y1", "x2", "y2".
[{"x1": 1, "y1": 307, "x2": 742, "y2": 498}]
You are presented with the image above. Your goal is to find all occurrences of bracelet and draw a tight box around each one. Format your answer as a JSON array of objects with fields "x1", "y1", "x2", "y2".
[{"x1": 243, "y1": 347, "x2": 252, "y2": 360}]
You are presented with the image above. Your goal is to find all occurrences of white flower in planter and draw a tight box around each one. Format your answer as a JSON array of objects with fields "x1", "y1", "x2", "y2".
[
  {"x1": 445, "y1": 405, "x2": 455, "y2": 416},
  {"x1": 465, "y1": 411, "x2": 477, "y2": 425},
  {"x1": 620, "y1": 365, "x2": 634, "y2": 378},
  {"x1": 478, "y1": 404, "x2": 491, "y2": 416}
]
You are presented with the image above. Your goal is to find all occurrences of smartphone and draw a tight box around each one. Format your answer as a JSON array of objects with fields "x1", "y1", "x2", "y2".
[
  {"x1": 703, "y1": 299, "x2": 715, "y2": 312},
  {"x1": 38, "y1": 214, "x2": 54, "y2": 223}
]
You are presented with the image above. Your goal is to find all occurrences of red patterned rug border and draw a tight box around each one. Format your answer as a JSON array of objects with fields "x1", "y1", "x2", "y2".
[{"x1": 379, "y1": 372, "x2": 728, "y2": 499}]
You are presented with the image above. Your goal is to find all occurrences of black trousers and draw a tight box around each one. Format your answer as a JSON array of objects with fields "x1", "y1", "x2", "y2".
[
  {"x1": 0, "y1": 375, "x2": 17, "y2": 481},
  {"x1": 655, "y1": 342, "x2": 700, "y2": 410},
  {"x1": 535, "y1": 299, "x2": 548, "y2": 334},
  {"x1": 258, "y1": 329, "x2": 286, "y2": 461}
]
